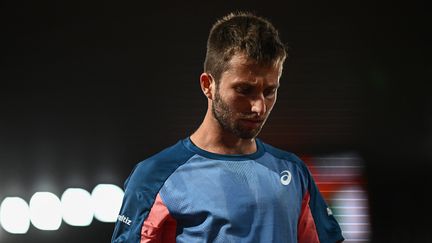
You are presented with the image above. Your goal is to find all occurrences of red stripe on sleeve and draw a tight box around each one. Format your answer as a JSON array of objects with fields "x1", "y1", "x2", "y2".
[
  {"x1": 298, "y1": 191, "x2": 320, "y2": 243},
  {"x1": 140, "y1": 193, "x2": 177, "y2": 243}
]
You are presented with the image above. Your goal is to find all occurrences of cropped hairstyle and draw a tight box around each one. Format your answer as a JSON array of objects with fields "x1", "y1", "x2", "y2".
[{"x1": 204, "y1": 11, "x2": 287, "y2": 84}]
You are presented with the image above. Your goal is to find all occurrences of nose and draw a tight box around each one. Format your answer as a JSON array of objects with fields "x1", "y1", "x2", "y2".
[{"x1": 251, "y1": 95, "x2": 266, "y2": 116}]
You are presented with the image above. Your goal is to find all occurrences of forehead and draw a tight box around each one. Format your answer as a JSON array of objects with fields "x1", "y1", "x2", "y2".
[{"x1": 222, "y1": 53, "x2": 283, "y2": 84}]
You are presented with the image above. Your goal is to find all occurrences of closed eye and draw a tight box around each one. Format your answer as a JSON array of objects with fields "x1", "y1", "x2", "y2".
[
  {"x1": 264, "y1": 88, "x2": 277, "y2": 98},
  {"x1": 235, "y1": 85, "x2": 253, "y2": 95}
]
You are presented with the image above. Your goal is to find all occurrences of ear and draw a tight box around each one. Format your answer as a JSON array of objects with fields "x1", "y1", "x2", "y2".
[{"x1": 199, "y1": 73, "x2": 215, "y2": 100}]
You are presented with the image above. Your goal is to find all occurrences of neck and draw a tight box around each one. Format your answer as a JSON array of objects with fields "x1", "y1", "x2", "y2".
[{"x1": 190, "y1": 110, "x2": 257, "y2": 155}]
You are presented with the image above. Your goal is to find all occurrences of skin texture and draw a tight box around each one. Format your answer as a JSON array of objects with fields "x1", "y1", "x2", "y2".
[{"x1": 190, "y1": 52, "x2": 283, "y2": 155}]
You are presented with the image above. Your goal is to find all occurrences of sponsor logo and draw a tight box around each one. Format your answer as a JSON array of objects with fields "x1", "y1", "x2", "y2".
[
  {"x1": 327, "y1": 207, "x2": 333, "y2": 216},
  {"x1": 118, "y1": 214, "x2": 132, "y2": 225},
  {"x1": 280, "y1": 170, "x2": 292, "y2": 185}
]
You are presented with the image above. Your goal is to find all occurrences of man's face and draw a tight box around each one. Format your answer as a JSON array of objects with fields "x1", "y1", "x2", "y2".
[{"x1": 211, "y1": 53, "x2": 283, "y2": 139}]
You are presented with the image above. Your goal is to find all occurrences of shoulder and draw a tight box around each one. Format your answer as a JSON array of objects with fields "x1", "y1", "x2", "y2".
[
  {"x1": 259, "y1": 140, "x2": 313, "y2": 176},
  {"x1": 124, "y1": 139, "x2": 196, "y2": 191},
  {"x1": 137, "y1": 139, "x2": 194, "y2": 169},
  {"x1": 260, "y1": 141, "x2": 304, "y2": 166}
]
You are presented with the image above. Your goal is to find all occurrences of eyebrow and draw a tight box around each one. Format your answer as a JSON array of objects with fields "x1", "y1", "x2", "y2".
[
  {"x1": 233, "y1": 81, "x2": 280, "y2": 89},
  {"x1": 267, "y1": 83, "x2": 280, "y2": 89}
]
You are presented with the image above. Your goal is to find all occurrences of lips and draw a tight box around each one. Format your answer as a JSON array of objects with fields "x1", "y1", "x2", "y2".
[{"x1": 240, "y1": 119, "x2": 264, "y2": 128}]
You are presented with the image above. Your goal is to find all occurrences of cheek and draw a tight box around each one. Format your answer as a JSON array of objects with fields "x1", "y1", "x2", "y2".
[
  {"x1": 230, "y1": 96, "x2": 253, "y2": 111},
  {"x1": 265, "y1": 98, "x2": 277, "y2": 112}
]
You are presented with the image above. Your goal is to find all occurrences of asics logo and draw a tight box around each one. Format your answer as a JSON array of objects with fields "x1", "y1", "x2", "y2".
[{"x1": 280, "y1": 170, "x2": 292, "y2": 185}]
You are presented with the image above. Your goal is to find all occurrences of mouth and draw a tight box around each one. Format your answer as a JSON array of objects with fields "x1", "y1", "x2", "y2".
[{"x1": 239, "y1": 118, "x2": 264, "y2": 128}]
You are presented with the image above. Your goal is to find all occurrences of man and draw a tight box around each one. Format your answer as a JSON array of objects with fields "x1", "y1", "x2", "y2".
[{"x1": 112, "y1": 12, "x2": 344, "y2": 243}]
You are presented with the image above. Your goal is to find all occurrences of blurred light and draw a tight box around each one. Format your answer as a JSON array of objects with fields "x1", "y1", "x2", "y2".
[
  {"x1": 0, "y1": 197, "x2": 30, "y2": 234},
  {"x1": 305, "y1": 153, "x2": 371, "y2": 242},
  {"x1": 91, "y1": 184, "x2": 124, "y2": 222},
  {"x1": 29, "y1": 192, "x2": 62, "y2": 230},
  {"x1": 61, "y1": 188, "x2": 93, "y2": 226},
  {"x1": 0, "y1": 184, "x2": 125, "y2": 234},
  {"x1": 331, "y1": 186, "x2": 371, "y2": 242}
]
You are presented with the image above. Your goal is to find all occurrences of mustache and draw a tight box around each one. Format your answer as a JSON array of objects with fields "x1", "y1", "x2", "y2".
[{"x1": 239, "y1": 114, "x2": 266, "y2": 121}]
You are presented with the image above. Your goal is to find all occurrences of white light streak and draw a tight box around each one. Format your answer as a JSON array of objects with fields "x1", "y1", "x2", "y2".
[
  {"x1": 29, "y1": 192, "x2": 62, "y2": 230},
  {"x1": 0, "y1": 197, "x2": 30, "y2": 234},
  {"x1": 61, "y1": 188, "x2": 93, "y2": 226},
  {"x1": 91, "y1": 184, "x2": 124, "y2": 222},
  {"x1": 0, "y1": 183, "x2": 124, "y2": 234}
]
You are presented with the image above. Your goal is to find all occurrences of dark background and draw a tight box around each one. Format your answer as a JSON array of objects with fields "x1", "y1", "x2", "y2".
[{"x1": 0, "y1": 0, "x2": 430, "y2": 242}]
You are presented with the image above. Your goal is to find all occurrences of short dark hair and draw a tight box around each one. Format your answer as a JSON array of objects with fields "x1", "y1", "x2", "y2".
[{"x1": 204, "y1": 11, "x2": 287, "y2": 83}]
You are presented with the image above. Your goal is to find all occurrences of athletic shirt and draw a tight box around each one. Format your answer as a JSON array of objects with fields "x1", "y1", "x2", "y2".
[{"x1": 111, "y1": 138, "x2": 344, "y2": 243}]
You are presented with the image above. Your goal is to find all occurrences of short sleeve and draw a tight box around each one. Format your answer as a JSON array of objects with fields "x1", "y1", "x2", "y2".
[{"x1": 298, "y1": 164, "x2": 345, "y2": 243}]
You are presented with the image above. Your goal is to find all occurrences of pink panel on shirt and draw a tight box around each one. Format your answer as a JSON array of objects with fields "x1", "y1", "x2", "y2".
[
  {"x1": 140, "y1": 193, "x2": 177, "y2": 243},
  {"x1": 298, "y1": 191, "x2": 320, "y2": 243}
]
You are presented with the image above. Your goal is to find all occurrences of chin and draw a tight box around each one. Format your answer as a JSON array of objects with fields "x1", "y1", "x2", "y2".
[{"x1": 235, "y1": 128, "x2": 262, "y2": 140}]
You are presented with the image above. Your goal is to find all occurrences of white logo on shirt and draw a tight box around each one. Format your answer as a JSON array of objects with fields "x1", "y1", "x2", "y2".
[
  {"x1": 118, "y1": 214, "x2": 132, "y2": 225},
  {"x1": 327, "y1": 207, "x2": 333, "y2": 216},
  {"x1": 280, "y1": 170, "x2": 292, "y2": 185}
]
